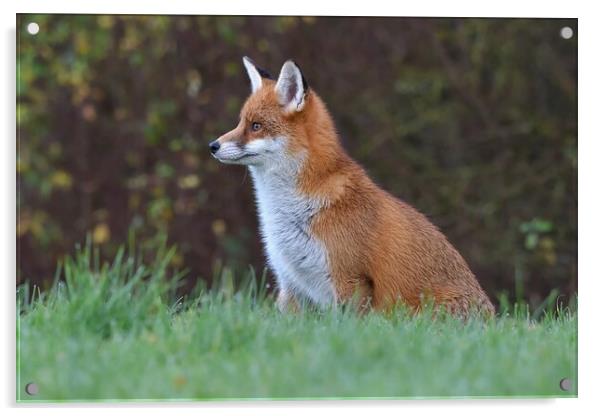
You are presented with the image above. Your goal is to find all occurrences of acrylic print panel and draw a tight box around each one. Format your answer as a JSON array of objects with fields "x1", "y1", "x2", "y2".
[{"x1": 16, "y1": 14, "x2": 577, "y2": 401}]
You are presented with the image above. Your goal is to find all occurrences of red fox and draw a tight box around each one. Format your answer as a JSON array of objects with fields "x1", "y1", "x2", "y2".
[{"x1": 210, "y1": 57, "x2": 494, "y2": 316}]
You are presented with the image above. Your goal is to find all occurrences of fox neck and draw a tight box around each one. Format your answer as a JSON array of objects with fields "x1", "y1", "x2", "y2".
[{"x1": 248, "y1": 149, "x2": 306, "y2": 199}]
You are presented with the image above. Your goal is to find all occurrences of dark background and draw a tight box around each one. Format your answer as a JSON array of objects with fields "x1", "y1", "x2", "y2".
[{"x1": 17, "y1": 15, "x2": 577, "y2": 306}]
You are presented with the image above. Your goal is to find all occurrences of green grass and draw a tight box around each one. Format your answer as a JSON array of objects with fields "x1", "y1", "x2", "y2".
[{"x1": 17, "y1": 241, "x2": 577, "y2": 401}]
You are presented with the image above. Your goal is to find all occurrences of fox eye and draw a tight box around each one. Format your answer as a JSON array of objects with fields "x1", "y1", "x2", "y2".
[{"x1": 251, "y1": 122, "x2": 262, "y2": 132}]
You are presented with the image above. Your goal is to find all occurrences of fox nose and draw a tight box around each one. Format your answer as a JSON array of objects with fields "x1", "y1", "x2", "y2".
[{"x1": 209, "y1": 140, "x2": 220, "y2": 154}]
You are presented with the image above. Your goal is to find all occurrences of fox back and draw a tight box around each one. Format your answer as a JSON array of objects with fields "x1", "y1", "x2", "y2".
[{"x1": 210, "y1": 57, "x2": 494, "y2": 316}]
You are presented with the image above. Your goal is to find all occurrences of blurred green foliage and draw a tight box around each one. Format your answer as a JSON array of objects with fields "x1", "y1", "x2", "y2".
[{"x1": 16, "y1": 15, "x2": 577, "y2": 305}]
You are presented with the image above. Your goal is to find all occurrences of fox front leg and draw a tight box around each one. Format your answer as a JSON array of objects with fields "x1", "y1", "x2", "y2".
[{"x1": 276, "y1": 289, "x2": 300, "y2": 313}]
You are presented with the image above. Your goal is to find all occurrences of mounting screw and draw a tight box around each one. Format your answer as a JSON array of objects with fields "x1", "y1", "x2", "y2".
[
  {"x1": 560, "y1": 26, "x2": 573, "y2": 40},
  {"x1": 26, "y1": 22, "x2": 39, "y2": 35},
  {"x1": 559, "y1": 378, "x2": 572, "y2": 391},
  {"x1": 25, "y1": 382, "x2": 38, "y2": 396}
]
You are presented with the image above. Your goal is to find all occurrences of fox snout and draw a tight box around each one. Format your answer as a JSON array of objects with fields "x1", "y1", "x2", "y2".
[
  {"x1": 208, "y1": 140, "x2": 220, "y2": 154},
  {"x1": 209, "y1": 130, "x2": 261, "y2": 165}
]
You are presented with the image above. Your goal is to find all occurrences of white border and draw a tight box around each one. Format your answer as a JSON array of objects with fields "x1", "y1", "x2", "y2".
[{"x1": 3, "y1": 0, "x2": 600, "y2": 415}]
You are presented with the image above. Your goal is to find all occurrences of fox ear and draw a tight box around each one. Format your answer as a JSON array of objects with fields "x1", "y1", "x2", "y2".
[
  {"x1": 275, "y1": 60, "x2": 308, "y2": 113},
  {"x1": 242, "y1": 56, "x2": 262, "y2": 93},
  {"x1": 242, "y1": 56, "x2": 272, "y2": 94}
]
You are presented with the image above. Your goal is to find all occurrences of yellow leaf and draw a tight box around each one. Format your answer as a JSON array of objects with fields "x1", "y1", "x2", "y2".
[
  {"x1": 92, "y1": 223, "x2": 111, "y2": 244},
  {"x1": 212, "y1": 219, "x2": 226, "y2": 237},
  {"x1": 170, "y1": 252, "x2": 184, "y2": 268},
  {"x1": 51, "y1": 170, "x2": 73, "y2": 190},
  {"x1": 75, "y1": 33, "x2": 90, "y2": 54},
  {"x1": 177, "y1": 174, "x2": 200, "y2": 189},
  {"x1": 97, "y1": 15, "x2": 114, "y2": 29},
  {"x1": 30, "y1": 211, "x2": 48, "y2": 239}
]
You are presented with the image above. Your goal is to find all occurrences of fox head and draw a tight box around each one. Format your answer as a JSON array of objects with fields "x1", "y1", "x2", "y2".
[{"x1": 210, "y1": 57, "x2": 323, "y2": 168}]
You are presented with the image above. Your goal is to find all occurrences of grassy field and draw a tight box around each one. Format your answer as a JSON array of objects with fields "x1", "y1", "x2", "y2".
[{"x1": 17, "y1": 242, "x2": 577, "y2": 401}]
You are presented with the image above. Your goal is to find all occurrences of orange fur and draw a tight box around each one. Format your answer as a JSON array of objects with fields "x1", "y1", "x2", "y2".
[{"x1": 215, "y1": 64, "x2": 494, "y2": 317}]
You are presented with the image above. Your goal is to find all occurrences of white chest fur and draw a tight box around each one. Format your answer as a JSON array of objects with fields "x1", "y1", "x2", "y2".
[{"x1": 249, "y1": 157, "x2": 336, "y2": 307}]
